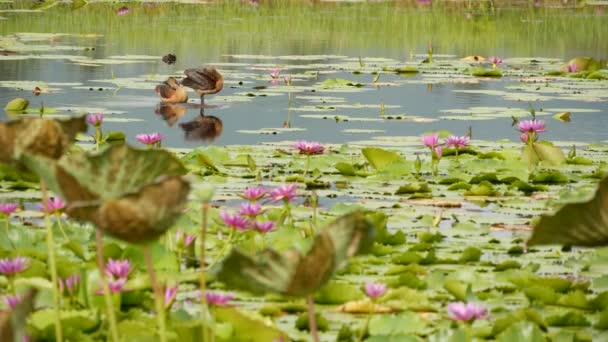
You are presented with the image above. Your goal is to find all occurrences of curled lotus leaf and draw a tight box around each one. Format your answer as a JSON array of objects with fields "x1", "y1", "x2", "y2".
[
  {"x1": 0, "y1": 117, "x2": 86, "y2": 168},
  {"x1": 528, "y1": 176, "x2": 608, "y2": 247},
  {"x1": 216, "y1": 211, "x2": 375, "y2": 296},
  {"x1": 21, "y1": 144, "x2": 190, "y2": 243}
]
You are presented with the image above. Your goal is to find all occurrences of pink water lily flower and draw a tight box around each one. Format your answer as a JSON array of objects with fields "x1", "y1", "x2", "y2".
[
  {"x1": 39, "y1": 197, "x2": 65, "y2": 213},
  {"x1": 447, "y1": 301, "x2": 488, "y2": 321},
  {"x1": 488, "y1": 56, "x2": 503, "y2": 66},
  {"x1": 242, "y1": 186, "x2": 267, "y2": 202},
  {"x1": 87, "y1": 114, "x2": 103, "y2": 126},
  {"x1": 270, "y1": 184, "x2": 298, "y2": 203},
  {"x1": 254, "y1": 220, "x2": 275, "y2": 233},
  {"x1": 520, "y1": 132, "x2": 538, "y2": 144},
  {"x1": 433, "y1": 146, "x2": 442, "y2": 160},
  {"x1": 365, "y1": 282, "x2": 387, "y2": 299},
  {"x1": 517, "y1": 119, "x2": 545, "y2": 134},
  {"x1": 175, "y1": 229, "x2": 197, "y2": 248},
  {"x1": 239, "y1": 202, "x2": 263, "y2": 217},
  {"x1": 0, "y1": 257, "x2": 29, "y2": 275},
  {"x1": 117, "y1": 6, "x2": 130, "y2": 15},
  {"x1": 270, "y1": 68, "x2": 280, "y2": 79},
  {"x1": 293, "y1": 140, "x2": 324, "y2": 155},
  {"x1": 422, "y1": 133, "x2": 440, "y2": 148},
  {"x1": 136, "y1": 132, "x2": 165, "y2": 146},
  {"x1": 0, "y1": 203, "x2": 18, "y2": 215},
  {"x1": 164, "y1": 285, "x2": 179, "y2": 308},
  {"x1": 284, "y1": 75, "x2": 292, "y2": 86},
  {"x1": 565, "y1": 63, "x2": 579, "y2": 73},
  {"x1": 205, "y1": 291, "x2": 234, "y2": 306},
  {"x1": 97, "y1": 277, "x2": 127, "y2": 294},
  {"x1": 445, "y1": 135, "x2": 470, "y2": 149},
  {"x1": 2, "y1": 295, "x2": 22, "y2": 309},
  {"x1": 220, "y1": 212, "x2": 251, "y2": 231},
  {"x1": 105, "y1": 259, "x2": 131, "y2": 279}
]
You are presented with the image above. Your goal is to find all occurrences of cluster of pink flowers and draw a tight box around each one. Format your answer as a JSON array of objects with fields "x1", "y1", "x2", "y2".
[
  {"x1": 293, "y1": 141, "x2": 324, "y2": 155},
  {"x1": 422, "y1": 134, "x2": 471, "y2": 160},
  {"x1": 447, "y1": 301, "x2": 488, "y2": 322},
  {"x1": 58, "y1": 274, "x2": 80, "y2": 297},
  {"x1": 517, "y1": 119, "x2": 546, "y2": 144}
]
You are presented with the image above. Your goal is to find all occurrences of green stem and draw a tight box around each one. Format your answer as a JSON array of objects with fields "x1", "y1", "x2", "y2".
[
  {"x1": 307, "y1": 295, "x2": 320, "y2": 342},
  {"x1": 455, "y1": 147, "x2": 459, "y2": 161},
  {"x1": 144, "y1": 245, "x2": 167, "y2": 342},
  {"x1": 54, "y1": 213, "x2": 69, "y2": 241},
  {"x1": 95, "y1": 127, "x2": 102, "y2": 151},
  {"x1": 200, "y1": 202, "x2": 209, "y2": 342},
  {"x1": 208, "y1": 228, "x2": 233, "y2": 269},
  {"x1": 304, "y1": 155, "x2": 310, "y2": 177},
  {"x1": 96, "y1": 230, "x2": 119, "y2": 342},
  {"x1": 358, "y1": 301, "x2": 374, "y2": 342},
  {"x1": 5, "y1": 217, "x2": 15, "y2": 249},
  {"x1": 41, "y1": 181, "x2": 63, "y2": 342}
]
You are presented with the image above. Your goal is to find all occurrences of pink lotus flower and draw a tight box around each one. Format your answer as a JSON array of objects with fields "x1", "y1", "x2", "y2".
[
  {"x1": 445, "y1": 135, "x2": 470, "y2": 149},
  {"x1": 136, "y1": 132, "x2": 165, "y2": 146},
  {"x1": 565, "y1": 63, "x2": 578, "y2": 73},
  {"x1": 284, "y1": 75, "x2": 292, "y2": 86},
  {"x1": 2, "y1": 295, "x2": 22, "y2": 309},
  {"x1": 433, "y1": 146, "x2": 442, "y2": 160},
  {"x1": 270, "y1": 184, "x2": 298, "y2": 203},
  {"x1": 270, "y1": 68, "x2": 280, "y2": 79},
  {"x1": 422, "y1": 133, "x2": 440, "y2": 148},
  {"x1": 365, "y1": 282, "x2": 387, "y2": 298},
  {"x1": 39, "y1": 197, "x2": 65, "y2": 213},
  {"x1": 105, "y1": 259, "x2": 131, "y2": 279},
  {"x1": 270, "y1": 79, "x2": 280, "y2": 86},
  {"x1": 97, "y1": 277, "x2": 127, "y2": 294},
  {"x1": 220, "y1": 212, "x2": 251, "y2": 231},
  {"x1": 59, "y1": 274, "x2": 80, "y2": 296},
  {"x1": 520, "y1": 132, "x2": 538, "y2": 144},
  {"x1": 87, "y1": 114, "x2": 103, "y2": 126},
  {"x1": 254, "y1": 220, "x2": 275, "y2": 233},
  {"x1": 175, "y1": 229, "x2": 196, "y2": 248},
  {"x1": 239, "y1": 202, "x2": 263, "y2": 217},
  {"x1": 447, "y1": 301, "x2": 488, "y2": 321},
  {"x1": 117, "y1": 6, "x2": 130, "y2": 15},
  {"x1": 517, "y1": 119, "x2": 545, "y2": 134},
  {"x1": 205, "y1": 291, "x2": 234, "y2": 306},
  {"x1": 293, "y1": 140, "x2": 324, "y2": 155},
  {"x1": 242, "y1": 186, "x2": 267, "y2": 202},
  {"x1": 0, "y1": 257, "x2": 29, "y2": 275},
  {"x1": 164, "y1": 285, "x2": 178, "y2": 309},
  {"x1": 488, "y1": 56, "x2": 503, "y2": 66},
  {"x1": 0, "y1": 203, "x2": 18, "y2": 215}
]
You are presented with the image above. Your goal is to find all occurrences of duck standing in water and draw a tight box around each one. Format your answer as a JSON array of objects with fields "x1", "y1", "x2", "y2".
[
  {"x1": 181, "y1": 66, "x2": 224, "y2": 105},
  {"x1": 155, "y1": 77, "x2": 188, "y2": 104},
  {"x1": 155, "y1": 67, "x2": 224, "y2": 105}
]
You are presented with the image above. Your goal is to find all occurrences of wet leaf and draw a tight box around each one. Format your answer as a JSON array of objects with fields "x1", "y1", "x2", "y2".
[
  {"x1": 368, "y1": 311, "x2": 427, "y2": 336},
  {"x1": 21, "y1": 144, "x2": 190, "y2": 243},
  {"x1": 4, "y1": 97, "x2": 29, "y2": 112},
  {"x1": 215, "y1": 211, "x2": 375, "y2": 296},
  {"x1": 362, "y1": 147, "x2": 405, "y2": 171}
]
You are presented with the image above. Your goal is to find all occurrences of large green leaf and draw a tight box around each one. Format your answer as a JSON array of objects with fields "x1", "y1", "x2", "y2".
[
  {"x1": 212, "y1": 306, "x2": 288, "y2": 342},
  {"x1": 0, "y1": 117, "x2": 86, "y2": 168},
  {"x1": 527, "y1": 176, "x2": 608, "y2": 247},
  {"x1": 362, "y1": 147, "x2": 405, "y2": 171},
  {"x1": 521, "y1": 143, "x2": 566, "y2": 166},
  {"x1": 215, "y1": 211, "x2": 375, "y2": 296},
  {"x1": 21, "y1": 144, "x2": 190, "y2": 243}
]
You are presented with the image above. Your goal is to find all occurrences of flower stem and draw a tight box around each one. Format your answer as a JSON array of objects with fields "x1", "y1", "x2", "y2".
[
  {"x1": 304, "y1": 155, "x2": 310, "y2": 177},
  {"x1": 144, "y1": 245, "x2": 167, "y2": 342},
  {"x1": 208, "y1": 229, "x2": 233, "y2": 270},
  {"x1": 54, "y1": 213, "x2": 69, "y2": 241},
  {"x1": 200, "y1": 202, "x2": 209, "y2": 342},
  {"x1": 306, "y1": 295, "x2": 320, "y2": 342},
  {"x1": 95, "y1": 230, "x2": 119, "y2": 342},
  {"x1": 41, "y1": 180, "x2": 63, "y2": 342},
  {"x1": 358, "y1": 301, "x2": 374, "y2": 342},
  {"x1": 5, "y1": 217, "x2": 15, "y2": 249}
]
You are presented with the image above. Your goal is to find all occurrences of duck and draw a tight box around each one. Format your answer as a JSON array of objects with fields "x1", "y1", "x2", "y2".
[
  {"x1": 179, "y1": 114, "x2": 223, "y2": 142},
  {"x1": 155, "y1": 77, "x2": 188, "y2": 104},
  {"x1": 180, "y1": 66, "x2": 224, "y2": 105}
]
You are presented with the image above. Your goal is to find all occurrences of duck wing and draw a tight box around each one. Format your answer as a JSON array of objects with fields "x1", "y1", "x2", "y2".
[{"x1": 182, "y1": 67, "x2": 223, "y2": 93}]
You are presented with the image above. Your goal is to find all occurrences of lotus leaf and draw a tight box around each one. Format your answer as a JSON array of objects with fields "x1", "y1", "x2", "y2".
[
  {"x1": 21, "y1": 144, "x2": 190, "y2": 243},
  {"x1": 215, "y1": 211, "x2": 375, "y2": 296}
]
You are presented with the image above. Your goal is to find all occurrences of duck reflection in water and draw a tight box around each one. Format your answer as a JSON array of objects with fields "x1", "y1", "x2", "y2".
[{"x1": 155, "y1": 104, "x2": 223, "y2": 142}]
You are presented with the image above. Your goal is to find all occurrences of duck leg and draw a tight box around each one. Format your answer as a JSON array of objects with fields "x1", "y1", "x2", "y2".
[{"x1": 200, "y1": 94, "x2": 205, "y2": 107}]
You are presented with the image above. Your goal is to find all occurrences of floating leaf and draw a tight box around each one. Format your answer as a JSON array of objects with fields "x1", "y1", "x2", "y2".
[
  {"x1": 212, "y1": 306, "x2": 288, "y2": 341},
  {"x1": 521, "y1": 142, "x2": 566, "y2": 166},
  {"x1": 471, "y1": 68, "x2": 503, "y2": 77},
  {"x1": 362, "y1": 147, "x2": 405, "y2": 171},
  {"x1": 552, "y1": 111, "x2": 571, "y2": 122},
  {"x1": 4, "y1": 98, "x2": 29, "y2": 112},
  {"x1": 21, "y1": 144, "x2": 190, "y2": 243},
  {"x1": 215, "y1": 211, "x2": 375, "y2": 296},
  {"x1": 528, "y1": 176, "x2": 608, "y2": 247}
]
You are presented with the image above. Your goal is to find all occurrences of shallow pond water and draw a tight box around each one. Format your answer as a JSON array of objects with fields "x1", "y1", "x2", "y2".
[{"x1": 1, "y1": 1, "x2": 607, "y2": 148}]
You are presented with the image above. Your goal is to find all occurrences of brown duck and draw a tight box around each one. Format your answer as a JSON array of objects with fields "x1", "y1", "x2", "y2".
[
  {"x1": 181, "y1": 66, "x2": 224, "y2": 105},
  {"x1": 155, "y1": 77, "x2": 188, "y2": 104}
]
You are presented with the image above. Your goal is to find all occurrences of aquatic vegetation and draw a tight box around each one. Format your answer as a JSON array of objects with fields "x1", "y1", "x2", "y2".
[
  {"x1": 365, "y1": 282, "x2": 387, "y2": 299},
  {"x1": 205, "y1": 291, "x2": 234, "y2": 307},
  {"x1": 446, "y1": 301, "x2": 488, "y2": 322}
]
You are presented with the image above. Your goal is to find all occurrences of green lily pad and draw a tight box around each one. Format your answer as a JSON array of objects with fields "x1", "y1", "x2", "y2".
[
  {"x1": 215, "y1": 211, "x2": 375, "y2": 296},
  {"x1": 362, "y1": 147, "x2": 405, "y2": 171},
  {"x1": 4, "y1": 97, "x2": 29, "y2": 112}
]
